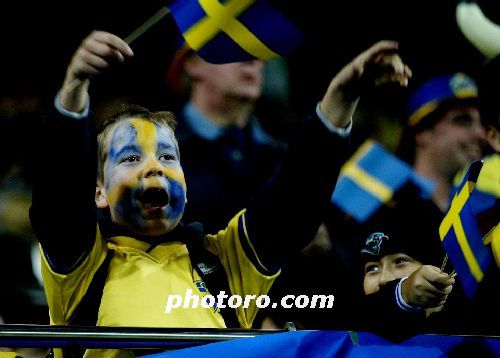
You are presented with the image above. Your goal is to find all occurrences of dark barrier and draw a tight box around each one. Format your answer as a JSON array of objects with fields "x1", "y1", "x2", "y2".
[
  {"x1": 0, "y1": 324, "x2": 294, "y2": 350},
  {"x1": 0, "y1": 325, "x2": 498, "y2": 357}
]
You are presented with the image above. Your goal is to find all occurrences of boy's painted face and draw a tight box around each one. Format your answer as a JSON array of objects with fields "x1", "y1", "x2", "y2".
[
  {"x1": 97, "y1": 118, "x2": 186, "y2": 236},
  {"x1": 363, "y1": 253, "x2": 422, "y2": 295}
]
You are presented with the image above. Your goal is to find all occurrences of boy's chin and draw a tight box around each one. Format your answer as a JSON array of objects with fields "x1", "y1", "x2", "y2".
[{"x1": 141, "y1": 218, "x2": 180, "y2": 236}]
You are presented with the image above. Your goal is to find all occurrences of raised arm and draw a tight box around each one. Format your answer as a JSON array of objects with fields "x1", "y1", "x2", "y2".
[
  {"x1": 245, "y1": 41, "x2": 411, "y2": 269},
  {"x1": 59, "y1": 31, "x2": 134, "y2": 112},
  {"x1": 320, "y1": 40, "x2": 409, "y2": 127},
  {"x1": 30, "y1": 31, "x2": 133, "y2": 272}
]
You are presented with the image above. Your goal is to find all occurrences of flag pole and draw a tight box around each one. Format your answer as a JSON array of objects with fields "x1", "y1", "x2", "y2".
[
  {"x1": 440, "y1": 254, "x2": 448, "y2": 273},
  {"x1": 66, "y1": 7, "x2": 171, "y2": 92},
  {"x1": 124, "y1": 7, "x2": 171, "y2": 44}
]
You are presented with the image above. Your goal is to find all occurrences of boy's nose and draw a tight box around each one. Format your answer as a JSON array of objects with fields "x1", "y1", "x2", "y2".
[
  {"x1": 144, "y1": 165, "x2": 164, "y2": 178},
  {"x1": 378, "y1": 270, "x2": 396, "y2": 286}
]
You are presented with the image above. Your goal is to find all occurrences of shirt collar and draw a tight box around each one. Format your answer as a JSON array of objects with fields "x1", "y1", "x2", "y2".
[
  {"x1": 183, "y1": 102, "x2": 224, "y2": 141},
  {"x1": 182, "y1": 102, "x2": 285, "y2": 148}
]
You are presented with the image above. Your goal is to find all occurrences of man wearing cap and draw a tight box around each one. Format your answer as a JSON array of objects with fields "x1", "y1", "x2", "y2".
[{"x1": 397, "y1": 72, "x2": 485, "y2": 212}]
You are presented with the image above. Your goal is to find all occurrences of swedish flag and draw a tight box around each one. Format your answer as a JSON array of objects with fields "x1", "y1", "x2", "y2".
[
  {"x1": 331, "y1": 139, "x2": 434, "y2": 222},
  {"x1": 439, "y1": 160, "x2": 493, "y2": 299},
  {"x1": 453, "y1": 153, "x2": 499, "y2": 219},
  {"x1": 168, "y1": 0, "x2": 303, "y2": 64}
]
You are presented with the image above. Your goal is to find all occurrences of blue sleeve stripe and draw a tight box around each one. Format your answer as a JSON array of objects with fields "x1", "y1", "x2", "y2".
[{"x1": 237, "y1": 212, "x2": 278, "y2": 276}]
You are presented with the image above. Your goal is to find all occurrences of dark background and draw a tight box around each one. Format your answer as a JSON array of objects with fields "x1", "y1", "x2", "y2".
[
  {"x1": 1, "y1": 0, "x2": 499, "y2": 108},
  {"x1": 0, "y1": 0, "x2": 498, "y2": 181}
]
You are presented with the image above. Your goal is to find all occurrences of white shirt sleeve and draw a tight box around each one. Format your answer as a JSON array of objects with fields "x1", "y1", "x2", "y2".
[
  {"x1": 54, "y1": 90, "x2": 90, "y2": 120},
  {"x1": 395, "y1": 277, "x2": 424, "y2": 313},
  {"x1": 315, "y1": 102, "x2": 352, "y2": 137}
]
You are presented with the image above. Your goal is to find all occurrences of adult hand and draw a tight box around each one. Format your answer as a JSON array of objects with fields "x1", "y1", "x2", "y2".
[{"x1": 320, "y1": 40, "x2": 411, "y2": 128}]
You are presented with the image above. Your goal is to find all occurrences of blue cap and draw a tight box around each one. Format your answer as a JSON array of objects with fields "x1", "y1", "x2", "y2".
[{"x1": 407, "y1": 73, "x2": 478, "y2": 127}]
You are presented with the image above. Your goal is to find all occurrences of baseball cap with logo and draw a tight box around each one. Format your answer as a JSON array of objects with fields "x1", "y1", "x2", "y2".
[
  {"x1": 359, "y1": 220, "x2": 445, "y2": 268},
  {"x1": 407, "y1": 72, "x2": 478, "y2": 128},
  {"x1": 396, "y1": 73, "x2": 479, "y2": 164}
]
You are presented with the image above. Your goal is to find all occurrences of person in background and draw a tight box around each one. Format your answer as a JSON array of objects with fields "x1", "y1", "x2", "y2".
[
  {"x1": 397, "y1": 72, "x2": 485, "y2": 212},
  {"x1": 165, "y1": 47, "x2": 337, "y2": 331},
  {"x1": 165, "y1": 46, "x2": 292, "y2": 233}
]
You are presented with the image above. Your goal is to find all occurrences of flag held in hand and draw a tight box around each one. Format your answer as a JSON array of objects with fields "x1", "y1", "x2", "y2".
[
  {"x1": 439, "y1": 160, "x2": 493, "y2": 299},
  {"x1": 168, "y1": 0, "x2": 304, "y2": 63}
]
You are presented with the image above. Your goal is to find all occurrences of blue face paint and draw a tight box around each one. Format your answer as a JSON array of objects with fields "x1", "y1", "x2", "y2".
[
  {"x1": 100, "y1": 118, "x2": 187, "y2": 236},
  {"x1": 166, "y1": 180, "x2": 186, "y2": 221}
]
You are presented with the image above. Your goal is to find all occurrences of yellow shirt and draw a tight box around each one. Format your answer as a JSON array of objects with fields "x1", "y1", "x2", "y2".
[{"x1": 41, "y1": 210, "x2": 279, "y2": 357}]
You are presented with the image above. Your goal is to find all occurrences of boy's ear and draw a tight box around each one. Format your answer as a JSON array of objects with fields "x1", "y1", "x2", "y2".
[
  {"x1": 95, "y1": 184, "x2": 109, "y2": 209},
  {"x1": 486, "y1": 125, "x2": 500, "y2": 152}
]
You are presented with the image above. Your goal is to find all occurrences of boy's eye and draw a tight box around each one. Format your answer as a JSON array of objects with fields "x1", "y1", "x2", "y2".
[
  {"x1": 394, "y1": 256, "x2": 410, "y2": 266},
  {"x1": 121, "y1": 155, "x2": 141, "y2": 163},
  {"x1": 365, "y1": 263, "x2": 380, "y2": 274},
  {"x1": 159, "y1": 154, "x2": 176, "y2": 161}
]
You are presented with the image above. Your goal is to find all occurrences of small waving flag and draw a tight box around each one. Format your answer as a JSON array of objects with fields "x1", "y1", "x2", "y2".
[
  {"x1": 452, "y1": 153, "x2": 499, "y2": 238},
  {"x1": 332, "y1": 139, "x2": 435, "y2": 222},
  {"x1": 439, "y1": 160, "x2": 493, "y2": 299},
  {"x1": 167, "y1": 0, "x2": 304, "y2": 63}
]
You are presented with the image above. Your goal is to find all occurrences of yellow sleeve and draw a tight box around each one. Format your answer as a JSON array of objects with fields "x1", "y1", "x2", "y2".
[
  {"x1": 40, "y1": 226, "x2": 108, "y2": 324},
  {"x1": 204, "y1": 210, "x2": 280, "y2": 328},
  {"x1": 476, "y1": 154, "x2": 500, "y2": 197}
]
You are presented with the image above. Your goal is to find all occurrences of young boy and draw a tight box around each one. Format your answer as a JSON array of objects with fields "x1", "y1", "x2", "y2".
[
  {"x1": 357, "y1": 227, "x2": 455, "y2": 340},
  {"x1": 29, "y1": 31, "x2": 411, "y2": 357},
  {"x1": 361, "y1": 231, "x2": 454, "y2": 314}
]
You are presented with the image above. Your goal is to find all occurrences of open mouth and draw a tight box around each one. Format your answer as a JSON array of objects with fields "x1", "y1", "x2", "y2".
[
  {"x1": 461, "y1": 143, "x2": 482, "y2": 160},
  {"x1": 139, "y1": 188, "x2": 169, "y2": 210}
]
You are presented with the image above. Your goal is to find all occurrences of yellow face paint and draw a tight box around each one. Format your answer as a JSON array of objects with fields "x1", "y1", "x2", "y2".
[
  {"x1": 131, "y1": 119, "x2": 157, "y2": 156},
  {"x1": 131, "y1": 118, "x2": 186, "y2": 190},
  {"x1": 101, "y1": 118, "x2": 187, "y2": 235}
]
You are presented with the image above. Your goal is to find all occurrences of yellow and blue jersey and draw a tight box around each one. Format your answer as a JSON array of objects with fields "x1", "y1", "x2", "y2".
[
  {"x1": 41, "y1": 210, "x2": 279, "y2": 358},
  {"x1": 32, "y1": 109, "x2": 350, "y2": 358}
]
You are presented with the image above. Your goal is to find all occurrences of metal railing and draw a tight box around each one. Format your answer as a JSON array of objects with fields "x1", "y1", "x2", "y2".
[{"x1": 0, "y1": 323, "x2": 296, "y2": 350}]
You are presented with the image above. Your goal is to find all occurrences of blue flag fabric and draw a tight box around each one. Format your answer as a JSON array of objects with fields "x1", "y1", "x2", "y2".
[
  {"x1": 144, "y1": 330, "x2": 500, "y2": 357},
  {"x1": 439, "y1": 160, "x2": 493, "y2": 299},
  {"x1": 331, "y1": 139, "x2": 435, "y2": 222},
  {"x1": 168, "y1": 0, "x2": 304, "y2": 64}
]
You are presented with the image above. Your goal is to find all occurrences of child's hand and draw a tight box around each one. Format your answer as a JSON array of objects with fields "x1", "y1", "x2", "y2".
[
  {"x1": 402, "y1": 265, "x2": 455, "y2": 310},
  {"x1": 320, "y1": 40, "x2": 411, "y2": 129},
  {"x1": 60, "y1": 31, "x2": 134, "y2": 112}
]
